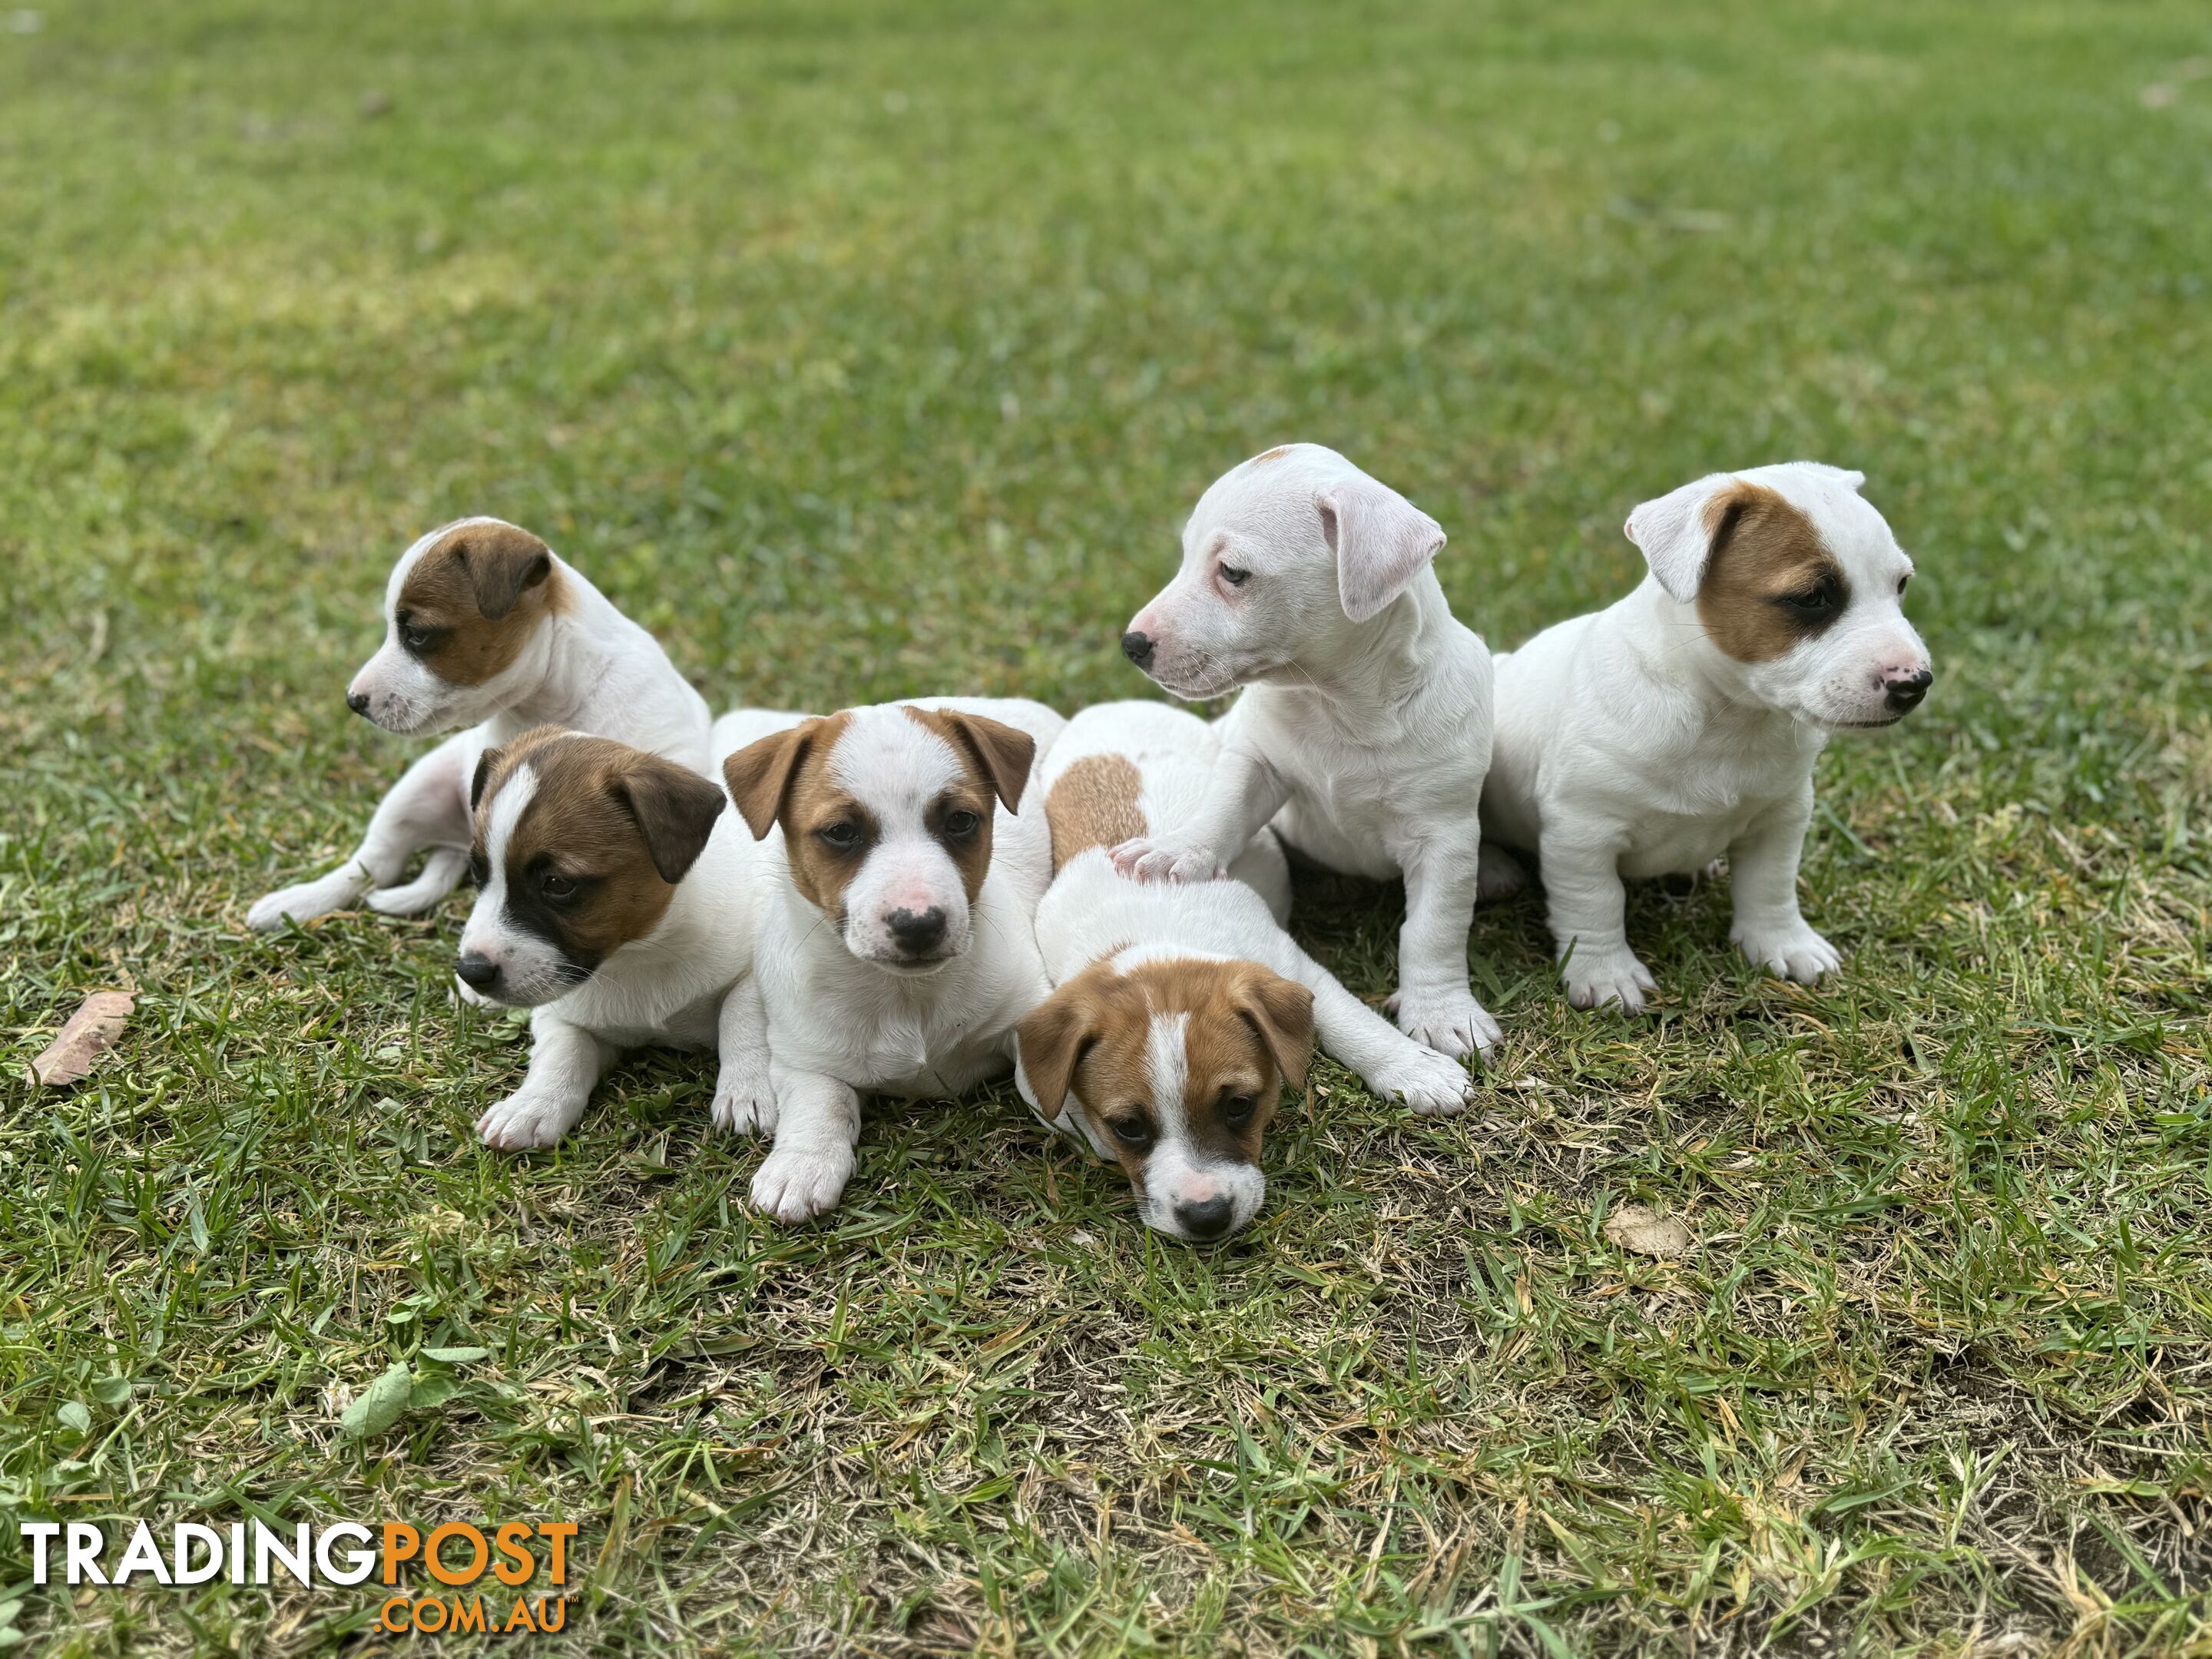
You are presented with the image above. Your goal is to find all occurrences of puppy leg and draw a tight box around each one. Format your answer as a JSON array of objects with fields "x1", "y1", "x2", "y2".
[
  {"x1": 247, "y1": 737, "x2": 472, "y2": 931},
  {"x1": 1300, "y1": 960, "x2": 1475, "y2": 1117},
  {"x1": 1387, "y1": 842, "x2": 1501, "y2": 1058},
  {"x1": 1112, "y1": 748, "x2": 1287, "y2": 886},
  {"x1": 477, "y1": 1010, "x2": 614, "y2": 1151},
  {"x1": 1475, "y1": 842, "x2": 1530, "y2": 902},
  {"x1": 710, "y1": 975, "x2": 777, "y2": 1136},
  {"x1": 1541, "y1": 833, "x2": 1655, "y2": 1012},
  {"x1": 750, "y1": 1065, "x2": 861, "y2": 1223},
  {"x1": 1727, "y1": 791, "x2": 1840, "y2": 983},
  {"x1": 366, "y1": 846, "x2": 469, "y2": 916}
]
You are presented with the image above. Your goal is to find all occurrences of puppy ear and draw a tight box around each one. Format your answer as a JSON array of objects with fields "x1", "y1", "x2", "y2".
[
  {"x1": 469, "y1": 746, "x2": 501, "y2": 813},
  {"x1": 614, "y1": 756, "x2": 727, "y2": 885},
  {"x1": 1791, "y1": 462, "x2": 1866, "y2": 493},
  {"x1": 932, "y1": 711, "x2": 1037, "y2": 813},
  {"x1": 1623, "y1": 472, "x2": 1741, "y2": 602},
  {"x1": 1319, "y1": 475, "x2": 1446, "y2": 623},
  {"x1": 721, "y1": 720, "x2": 819, "y2": 840},
  {"x1": 1234, "y1": 965, "x2": 1316, "y2": 1090},
  {"x1": 1015, "y1": 986, "x2": 1096, "y2": 1128},
  {"x1": 453, "y1": 523, "x2": 554, "y2": 621}
]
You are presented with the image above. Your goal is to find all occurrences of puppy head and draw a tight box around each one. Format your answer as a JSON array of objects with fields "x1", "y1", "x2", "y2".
[
  {"x1": 455, "y1": 727, "x2": 727, "y2": 1005},
  {"x1": 348, "y1": 518, "x2": 568, "y2": 735},
  {"x1": 1626, "y1": 463, "x2": 1934, "y2": 730},
  {"x1": 1122, "y1": 443, "x2": 1446, "y2": 698},
  {"x1": 1014, "y1": 953, "x2": 1315, "y2": 1243},
  {"x1": 722, "y1": 704, "x2": 1035, "y2": 974}
]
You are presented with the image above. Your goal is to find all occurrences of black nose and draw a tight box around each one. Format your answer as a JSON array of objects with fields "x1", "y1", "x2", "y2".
[
  {"x1": 346, "y1": 692, "x2": 371, "y2": 717},
  {"x1": 1121, "y1": 631, "x2": 1154, "y2": 668},
  {"x1": 1884, "y1": 668, "x2": 1933, "y2": 714},
  {"x1": 1174, "y1": 1194, "x2": 1235, "y2": 1241},
  {"x1": 886, "y1": 907, "x2": 948, "y2": 954},
  {"x1": 455, "y1": 953, "x2": 502, "y2": 991}
]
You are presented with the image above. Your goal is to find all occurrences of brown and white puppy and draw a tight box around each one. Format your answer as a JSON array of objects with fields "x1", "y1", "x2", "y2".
[
  {"x1": 1480, "y1": 462, "x2": 1934, "y2": 1012},
  {"x1": 247, "y1": 517, "x2": 710, "y2": 934},
  {"x1": 718, "y1": 697, "x2": 1065, "y2": 1224},
  {"x1": 455, "y1": 726, "x2": 771, "y2": 1151}
]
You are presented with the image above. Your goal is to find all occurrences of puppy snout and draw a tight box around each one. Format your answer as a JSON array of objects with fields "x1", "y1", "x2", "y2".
[
  {"x1": 886, "y1": 906, "x2": 949, "y2": 955},
  {"x1": 1121, "y1": 630, "x2": 1155, "y2": 669},
  {"x1": 346, "y1": 691, "x2": 372, "y2": 717},
  {"x1": 455, "y1": 952, "x2": 502, "y2": 992},
  {"x1": 1883, "y1": 667, "x2": 1934, "y2": 716},
  {"x1": 1173, "y1": 1194, "x2": 1235, "y2": 1241}
]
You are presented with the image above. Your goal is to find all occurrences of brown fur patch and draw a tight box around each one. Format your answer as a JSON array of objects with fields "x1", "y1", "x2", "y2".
[
  {"x1": 1045, "y1": 754, "x2": 1147, "y2": 873},
  {"x1": 1694, "y1": 483, "x2": 1848, "y2": 664},
  {"x1": 396, "y1": 522, "x2": 569, "y2": 687},
  {"x1": 1250, "y1": 446, "x2": 1292, "y2": 465}
]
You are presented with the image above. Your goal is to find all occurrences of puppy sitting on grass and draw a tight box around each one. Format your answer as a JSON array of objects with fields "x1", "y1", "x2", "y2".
[
  {"x1": 247, "y1": 518, "x2": 710, "y2": 933},
  {"x1": 1480, "y1": 462, "x2": 1934, "y2": 1012}
]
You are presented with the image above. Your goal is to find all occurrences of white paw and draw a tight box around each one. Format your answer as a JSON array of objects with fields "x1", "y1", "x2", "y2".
[
  {"x1": 1108, "y1": 836, "x2": 1224, "y2": 885},
  {"x1": 711, "y1": 1065, "x2": 777, "y2": 1135},
  {"x1": 246, "y1": 872, "x2": 360, "y2": 932},
  {"x1": 1384, "y1": 988, "x2": 1500, "y2": 1059},
  {"x1": 1560, "y1": 945, "x2": 1657, "y2": 1013},
  {"x1": 1733, "y1": 922, "x2": 1842, "y2": 984},
  {"x1": 1369, "y1": 1045, "x2": 1475, "y2": 1116},
  {"x1": 476, "y1": 1091, "x2": 581, "y2": 1151},
  {"x1": 750, "y1": 1145, "x2": 853, "y2": 1224},
  {"x1": 366, "y1": 880, "x2": 441, "y2": 916}
]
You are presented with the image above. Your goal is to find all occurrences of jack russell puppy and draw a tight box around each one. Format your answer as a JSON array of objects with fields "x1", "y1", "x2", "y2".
[
  {"x1": 247, "y1": 518, "x2": 711, "y2": 933},
  {"x1": 452, "y1": 726, "x2": 772, "y2": 1150},
  {"x1": 1480, "y1": 462, "x2": 1934, "y2": 1012},
  {"x1": 1111, "y1": 443, "x2": 1502, "y2": 1060},
  {"x1": 1017, "y1": 702, "x2": 1477, "y2": 1243},
  {"x1": 720, "y1": 697, "x2": 1065, "y2": 1224}
]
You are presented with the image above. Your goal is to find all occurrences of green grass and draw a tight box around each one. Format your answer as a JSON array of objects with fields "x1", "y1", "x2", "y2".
[{"x1": 4, "y1": 0, "x2": 2210, "y2": 1652}]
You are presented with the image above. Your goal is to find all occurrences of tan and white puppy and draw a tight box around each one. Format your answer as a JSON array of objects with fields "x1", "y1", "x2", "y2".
[
  {"x1": 1481, "y1": 462, "x2": 1934, "y2": 1012},
  {"x1": 455, "y1": 726, "x2": 773, "y2": 1149},
  {"x1": 1018, "y1": 702, "x2": 1477, "y2": 1243},
  {"x1": 1111, "y1": 444, "x2": 1502, "y2": 1061},
  {"x1": 247, "y1": 518, "x2": 711, "y2": 933},
  {"x1": 720, "y1": 697, "x2": 1065, "y2": 1223}
]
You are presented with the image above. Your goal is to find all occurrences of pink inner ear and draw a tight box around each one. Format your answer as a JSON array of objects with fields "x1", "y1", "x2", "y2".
[{"x1": 1327, "y1": 479, "x2": 1445, "y2": 622}]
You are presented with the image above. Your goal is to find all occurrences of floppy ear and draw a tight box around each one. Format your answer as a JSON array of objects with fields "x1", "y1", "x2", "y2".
[
  {"x1": 1015, "y1": 986, "x2": 1096, "y2": 1127},
  {"x1": 721, "y1": 720, "x2": 819, "y2": 840},
  {"x1": 453, "y1": 523, "x2": 554, "y2": 621},
  {"x1": 1234, "y1": 965, "x2": 1316, "y2": 1091},
  {"x1": 1319, "y1": 475, "x2": 1447, "y2": 623},
  {"x1": 1623, "y1": 472, "x2": 1741, "y2": 603},
  {"x1": 933, "y1": 711, "x2": 1037, "y2": 813},
  {"x1": 615, "y1": 756, "x2": 727, "y2": 885},
  {"x1": 469, "y1": 746, "x2": 502, "y2": 813}
]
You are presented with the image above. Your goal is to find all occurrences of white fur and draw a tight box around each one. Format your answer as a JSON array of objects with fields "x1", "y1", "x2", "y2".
[
  {"x1": 1110, "y1": 444, "x2": 1502, "y2": 1058},
  {"x1": 247, "y1": 518, "x2": 711, "y2": 932},
  {"x1": 1482, "y1": 462, "x2": 1933, "y2": 1012}
]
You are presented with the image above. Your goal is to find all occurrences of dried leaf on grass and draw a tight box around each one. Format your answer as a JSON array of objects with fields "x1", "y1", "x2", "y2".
[
  {"x1": 30, "y1": 991, "x2": 134, "y2": 1086},
  {"x1": 1604, "y1": 1203, "x2": 1694, "y2": 1259}
]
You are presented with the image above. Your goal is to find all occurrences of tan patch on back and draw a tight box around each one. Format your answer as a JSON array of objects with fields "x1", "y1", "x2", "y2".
[
  {"x1": 1694, "y1": 482, "x2": 1846, "y2": 664},
  {"x1": 1045, "y1": 754, "x2": 1147, "y2": 873},
  {"x1": 396, "y1": 522, "x2": 569, "y2": 687}
]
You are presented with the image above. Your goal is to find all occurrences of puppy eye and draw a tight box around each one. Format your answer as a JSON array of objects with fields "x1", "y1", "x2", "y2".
[
  {"x1": 817, "y1": 821, "x2": 863, "y2": 850},
  {"x1": 1109, "y1": 1114, "x2": 1154, "y2": 1147},
  {"x1": 540, "y1": 873, "x2": 578, "y2": 902},
  {"x1": 942, "y1": 808, "x2": 982, "y2": 838},
  {"x1": 1778, "y1": 585, "x2": 1839, "y2": 618},
  {"x1": 400, "y1": 624, "x2": 438, "y2": 655},
  {"x1": 1896, "y1": 574, "x2": 1910, "y2": 594},
  {"x1": 1221, "y1": 1093, "x2": 1257, "y2": 1128},
  {"x1": 467, "y1": 854, "x2": 488, "y2": 888},
  {"x1": 1218, "y1": 563, "x2": 1250, "y2": 588}
]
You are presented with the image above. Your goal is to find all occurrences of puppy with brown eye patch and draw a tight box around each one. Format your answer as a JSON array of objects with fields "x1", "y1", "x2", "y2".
[
  {"x1": 247, "y1": 517, "x2": 711, "y2": 937},
  {"x1": 1479, "y1": 462, "x2": 1935, "y2": 1013},
  {"x1": 455, "y1": 726, "x2": 775, "y2": 1151}
]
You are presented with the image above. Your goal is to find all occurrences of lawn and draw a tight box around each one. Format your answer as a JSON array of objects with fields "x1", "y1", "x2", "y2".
[{"x1": 4, "y1": 0, "x2": 2210, "y2": 1652}]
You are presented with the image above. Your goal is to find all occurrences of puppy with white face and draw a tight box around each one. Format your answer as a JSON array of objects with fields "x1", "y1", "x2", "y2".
[
  {"x1": 247, "y1": 518, "x2": 711, "y2": 934},
  {"x1": 456, "y1": 726, "x2": 773, "y2": 1150},
  {"x1": 720, "y1": 697, "x2": 1065, "y2": 1224},
  {"x1": 1111, "y1": 443, "x2": 1502, "y2": 1060},
  {"x1": 1018, "y1": 701, "x2": 1476, "y2": 1242},
  {"x1": 1480, "y1": 462, "x2": 1934, "y2": 1012}
]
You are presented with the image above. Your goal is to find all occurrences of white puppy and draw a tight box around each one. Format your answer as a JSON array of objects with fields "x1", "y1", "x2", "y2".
[
  {"x1": 247, "y1": 518, "x2": 710, "y2": 932},
  {"x1": 1111, "y1": 443, "x2": 1501, "y2": 1059},
  {"x1": 1017, "y1": 702, "x2": 1476, "y2": 1243},
  {"x1": 1481, "y1": 462, "x2": 1934, "y2": 1012},
  {"x1": 453, "y1": 726, "x2": 772, "y2": 1150},
  {"x1": 720, "y1": 697, "x2": 1065, "y2": 1224}
]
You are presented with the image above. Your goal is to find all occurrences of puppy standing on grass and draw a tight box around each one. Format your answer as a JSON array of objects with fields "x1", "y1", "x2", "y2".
[
  {"x1": 720, "y1": 697, "x2": 1065, "y2": 1223},
  {"x1": 452, "y1": 726, "x2": 773, "y2": 1150},
  {"x1": 247, "y1": 518, "x2": 710, "y2": 932},
  {"x1": 1112, "y1": 443, "x2": 1502, "y2": 1060},
  {"x1": 1480, "y1": 462, "x2": 1934, "y2": 1012},
  {"x1": 1016, "y1": 702, "x2": 1476, "y2": 1243}
]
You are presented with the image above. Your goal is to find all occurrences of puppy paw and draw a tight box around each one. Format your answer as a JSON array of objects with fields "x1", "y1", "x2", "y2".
[
  {"x1": 1733, "y1": 922, "x2": 1842, "y2": 984},
  {"x1": 1369, "y1": 1045, "x2": 1475, "y2": 1116},
  {"x1": 1475, "y1": 844, "x2": 1530, "y2": 903},
  {"x1": 711, "y1": 1064, "x2": 777, "y2": 1135},
  {"x1": 246, "y1": 872, "x2": 359, "y2": 932},
  {"x1": 1385, "y1": 988, "x2": 1501, "y2": 1059},
  {"x1": 476, "y1": 1091, "x2": 582, "y2": 1151},
  {"x1": 1560, "y1": 947, "x2": 1657, "y2": 1014},
  {"x1": 1108, "y1": 836, "x2": 1224, "y2": 885},
  {"x1": 750, "y1": 1145, "x2": 853, "y2": 1224}
]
